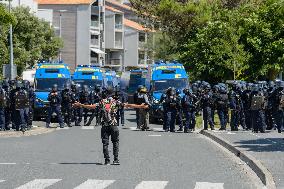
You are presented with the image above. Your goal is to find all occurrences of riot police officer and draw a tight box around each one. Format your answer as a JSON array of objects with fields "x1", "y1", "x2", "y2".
[
  {"x1": 71, "y1": 82, "x2": 80, "y2": 126},
  {"x1": 229, "y1": 83, "x2": 244, "y2": 131},
  {"x1": 0, "y1": 84, "x2": 8, "y2": 131},
  {"x1": 78, "y1": 85, "x2": 90, "y2": 126},
  {"x1": 163, "y1": 87, "x2": 178, "y2": 132},
  {"x1": 23, "y1": 80, "x2": 35, "y2": 130},
  {"x1": 216, "y1": 85, "x2": 229, "y2": 130},
  {"x1": 134, "y1": 85, "x2": 144, "y2": 129},
  {"x1": 182, "y1": 88, "x2": 198, "y2": 133},
  {"x1": 250, "y1": 84, "x2": 266, "y2": 133},
  {"x1": 61, "y1": 83, "x2": 74, "y2": 127},
  {"x1": 11, "y1": 81, "x2": 29, "y2": 132},
  {"x1": 271, "y1": 81, "x2": 284, "y2": 133},
  {"x1": 135, "y1": 86, "x2": 151, "y2": 131},
  {"x1": 201, "y1": 83, "x2": 215, "y2": 130},
  {"x1": 266, "y1": 81, "x2": 276, "y2": 130},
  {"x1": 2, "y1": 80, "x2": 11, "y2": 130},
  {"x1": 176, "y1": 89, "x2": 183, "y2": 132},
  {"x1": 46, "y1": 84, "x2": 64, "y2": 128},
  {"x1": 86, "y1": 85, "x2": 102, "y2": 126},
  {"x1": 242, "y1": 83, "x2": 253, "y2": 130}
]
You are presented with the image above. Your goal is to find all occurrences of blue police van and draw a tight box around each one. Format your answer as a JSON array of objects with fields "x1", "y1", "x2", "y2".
[
  {"x1": 73, "y1": 65, "x2": 104, "y2": 89},
  {"x1": 146, "y1": 61, "x2": 189, "y2": 122},
  {"x1": 34, "y1": 61, "x2": 71, "y2": 120}
]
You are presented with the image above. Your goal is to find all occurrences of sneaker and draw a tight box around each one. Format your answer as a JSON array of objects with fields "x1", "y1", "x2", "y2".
[
  {"x1": 113, "y1": 159, "x2": 120, "y2": 165},
  {"x1": 104, "y1": 159, "x2": 111, "y2": 165}
]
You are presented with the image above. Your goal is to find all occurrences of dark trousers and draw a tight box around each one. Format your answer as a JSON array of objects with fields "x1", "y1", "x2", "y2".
[
  {"x1": 166, "y1": 109, "x2": 177, "y2": 131},
  {"x1": 15, "y1": 108, "x2": 29, "y2": 131},
  {"x1": 136, "y1": 109, "x2": 140, "y2": 129},
  {"x1": 251, "y1": 110, "x2": 266, "y2": 132},
  {"x1": 177, "y1": 109, "x2": 183, "y2": 129},
  {"x1": 265, "y1": 109, "x2": 274, "y2": 130},
  {"x1": 46, "y1": 106, "x2": 64, "y2": 126},
  {"x1": 203, "y1": 107, "x2": 214, "y2": 130},
  {"x1": 0, "y1": 108, "x2": 5, "y2": 130},
  {"x1": 62, "y1": 104, "x2": 72, "y2": 126},
  {"x1": 28, "y1": 106, "x2": 33, "y2": 129},
  {"x1": 244, "y1": 110, "x2": 252, "y2": 129},
  {"x1": 78, "y1": 108, "x2": 89, "y2": 125},
  {"x1": 230, "y1": 110, "x2": 240, "y2": 131},
  {"x1": 101, "y1": 126, "x2": 119, "y2": 160},
  {"x1": 184, "y1": 111, "x2": 196, "y2": 130},
  {"x1": 119, "y1": 108, "x2": 125, "y2": 125},
  {"x1": 4, "y1": 107, "x2": 10, "y2": 130},
  {"x1": 218, "y1": 109, "x2": 228, "y2": 129},
  {"x1": 274, "y1": 110, "x2": 283, "y2": 132}
]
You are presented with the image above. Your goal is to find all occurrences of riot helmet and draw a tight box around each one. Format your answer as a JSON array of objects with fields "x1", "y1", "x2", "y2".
[
  {"x1": 2, "y1": 80, "x2": 9, "y2": 88},
  {"x1": 52, "y1": 84, "x2": 58, "y2": 92},
  {"x1": 22, "y1": 80, "x2": 30, "y2": 89},
  {"x1": 137, "y1": 85, "x2": 144, "y2": 93},
  {"x1": 252, "y1": 84, "x2": 259, "y2": 92},
  {"x1": 82, "y1": 85, "x2": 89, "y2": 92},
  {"x1": 64, "y1": 83, "x2": 71, "y2": 90},
  {"x1": 15, "y1": 81, "x2": 22, "y2": 89},
  {"x1": 166, "y1": 87, "x2": 175, "y2": 97},
  {"x1": 176, "y1": 89, "x2": 181, "y2": 95}
]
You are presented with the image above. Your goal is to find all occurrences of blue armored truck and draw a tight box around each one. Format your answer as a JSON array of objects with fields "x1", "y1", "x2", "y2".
[
  {"x1": 73, "y1": 65, "x2": 104, "y2": 89},
  {"x1": 146, "y1": 61, "x2": 189, "y2": 122},
  {"x1": 34, "y1": 61, "x2": 71, "y2": 120}
]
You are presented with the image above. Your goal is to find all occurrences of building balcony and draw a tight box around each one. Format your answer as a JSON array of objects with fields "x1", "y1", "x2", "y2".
[
  {"x1": 91, "y1": 6, "x2": 99, "y2": 14},
  {"x1": 91, "y1": 20, "x2": 100, "y2": 28},
  {"x1": 138, "y1": 59, "x2": 146, "y2": 65},
  {"x1": 105, "y1": 59, "x2": 121, "y2": 66},
  {"x1": 91, "y1": 57, "x2": 98, "y2": 64},
  {"x1": 115, "y1": 41, "x2": 123, "y2": 49}
]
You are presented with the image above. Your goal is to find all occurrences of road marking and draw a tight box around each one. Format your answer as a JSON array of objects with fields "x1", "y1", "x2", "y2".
[
  {"x1": 135, "y1": 181, "x2": 168, "y2": 189},
  {"x1": 129, "y1": 127, "x2": 140, "y2": 131},
  {"x1": 56, "y1": 127, "x2": 69, "y2": 130},
  {"x1": 74, "y1": 179, "x2": 115, "y2": 189},
  {"x1": 226, "y1": 132, "x2": 236, "y2": 135},
  {"x1": 148, "y1": 135, "x2": 161, "y2": 137},
  {"x1": 81, "y1": 126, "x2": 95, "y2": 130},
  {"x1": 194, "y1": 182, "x2": 224, "y2": 189},
  {"x1": 152, "y1": 128, "x2": 164, "y2": 132},
  {"x1": 0, "y1": 180, "x2": 5, "y2": 183},
  {"x1": 15, "y1": 179, "x2": 61, "y2": 189},
  {"x1": 0, "y1": 163, "x2": 16, "y2": 165}
]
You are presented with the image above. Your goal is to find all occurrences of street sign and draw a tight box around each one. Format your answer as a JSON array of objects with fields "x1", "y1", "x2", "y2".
[{"x1": 3, "y1": 64, "x2": 17, "y2": 79}]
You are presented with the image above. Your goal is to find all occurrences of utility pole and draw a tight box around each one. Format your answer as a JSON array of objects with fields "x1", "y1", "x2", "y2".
[
  {"x1": 8, "y1": 0, "x2": 14, "y2": 79},
  {"x1": 58, "y1": 10, "x2": 67, "y2": 61}
]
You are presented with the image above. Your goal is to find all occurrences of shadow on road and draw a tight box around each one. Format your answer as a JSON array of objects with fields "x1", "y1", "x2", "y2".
[{"x1": 235, "y1": 138, "x2": 284, "y2": 152}]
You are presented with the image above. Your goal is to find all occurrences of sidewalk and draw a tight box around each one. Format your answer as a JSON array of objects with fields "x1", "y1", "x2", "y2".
[{"x1": 202, "y1": 129, "x2": 284, "y2": 189}]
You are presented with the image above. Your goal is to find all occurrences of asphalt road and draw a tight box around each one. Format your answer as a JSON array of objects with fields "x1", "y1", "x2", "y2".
[{"x1": 0, "y1": 111, "x2": 257, "y2": 189}]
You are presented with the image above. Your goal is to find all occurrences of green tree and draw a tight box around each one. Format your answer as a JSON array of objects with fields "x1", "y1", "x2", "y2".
[
  {"x1": 0, "y1": 3, "x2": 15, "y2": 25},
  {"x1": 0, "y1": 6, "x2": 63, "y2": 75}
]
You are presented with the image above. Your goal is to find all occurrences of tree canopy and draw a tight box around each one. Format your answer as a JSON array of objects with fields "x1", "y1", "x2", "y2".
[
  {"x1": 130, "y1": 0, "x2": 284, "y2": 82},
  {"x1": 0, "y1": 6, "x2": 63, "y2": 75}
]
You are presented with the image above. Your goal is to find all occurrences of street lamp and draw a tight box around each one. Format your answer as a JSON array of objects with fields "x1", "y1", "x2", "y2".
[{"x1": 0, "y1": 0, "x2": 14, "y2": 79}]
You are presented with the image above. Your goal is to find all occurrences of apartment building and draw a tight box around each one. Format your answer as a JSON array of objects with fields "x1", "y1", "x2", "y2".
[{"x1": 104, "y1": 5, "x2": 124, "y2": 71}]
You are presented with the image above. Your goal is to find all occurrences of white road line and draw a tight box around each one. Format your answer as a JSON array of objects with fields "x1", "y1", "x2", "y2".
[
  {"x1": 0, "y1": 163, "x2": 16, "y2": 165},
  {"x1": 56, "y1": 127, "x2": 69, "y2": 130},
  {"x1": 152, "y1": 128, "x2": 164, "y2": 132},
  {"x1": 129, "y1": 127, "x2": 140, "y2": 131},
  {"x1": 194, "y1": 182, "x2": 224, "y2": 189},
  {"x1": 0, "y1": 180, "x2": 5, "y2": 183},
  {"x1": 81, "y1": 126, "x2": 95, "y2": 130},
  {"x1": 74, "y1": 179, "x2": 115, "y2": 189},
  {"x1": 135, "y1": 181, "x2": 168, "y2": 189},
  {"x1": 15, "y1": 179, "x2": 62, "y2": 189},
  {"x1": 148, "y1": 135, "x2": 161, "y2": 137}
]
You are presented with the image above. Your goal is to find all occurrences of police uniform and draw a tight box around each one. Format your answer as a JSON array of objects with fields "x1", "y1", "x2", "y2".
[
  {"x1": 176, "y1": 90, "x2": 183, "y2": 131},
  {"x1": 2, "y1": 81, "x2": 10, "y2": 130},
  {"x1": 182, "y1": 89, "x2": 197, "y2": 132},
  {"x1": 229, "y1": 86, "x2": 244, "y2": 131},
  {"x1": 271, "y1": 82, "x2": 284, "y2": 133},
  {"x1": 250, "y1": 86, "x2": 266, "y2": 133},
  {"x1": 0, "y1": 86, "x2": 7, "y2": 131},
  {"x1": 136, "y1": 88, "x2": 150, "y2": 131},
  {"x1": 163, "y1": 88, "x2": 178, "y2": 132},
  {"x1": 12, "y1": 83, "x2": 30, "y2": 132},
  {"x1": 61, "y1": 85, "x2": 74, "y2": 127},
  {"x1": 78, "y1": 86, "x2": 90, "y2": 126},
  {"x1": 86, "y1": 86, "x2": 102, "y2": 126},
  {"x1": 201, "y1": 86, "x2": 215, "y2": 130},
  {"x1": 46, "y1": 86, "x2": 64, "y2": 128},
  {"x1": 216, "y1": 87, "x2": 229, "y2": 130},
  {"x1": 71, "y1": 84, "x2": 80, "y2": 125}
]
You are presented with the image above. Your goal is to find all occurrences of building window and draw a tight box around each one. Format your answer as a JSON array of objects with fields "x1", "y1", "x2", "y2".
[
  {"x1": 138, "y1": 51, "x2": 145, "y2": 64},
  {"x1": 139, "y1": 32, "x2": 146, "y2": 42}
]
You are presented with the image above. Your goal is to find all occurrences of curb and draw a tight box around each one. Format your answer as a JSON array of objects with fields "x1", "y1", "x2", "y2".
[
  {"x1": 200, "y1": 130, "x2": 276, "y2": 189},
  {"x1": 0, "y1": 127, "x2": 55, "y2": 138}
]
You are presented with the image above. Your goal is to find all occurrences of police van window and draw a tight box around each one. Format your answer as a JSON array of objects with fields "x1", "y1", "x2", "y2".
[
  {"x1": 162, "y1": 70, "x2": 176, "y2": 74},
  {"x1": 74, "y1": 79, "x2": 102, "y2": 89},
  {"x1": 153, "y1": 79, "x2": 188, "y2": 91},
  {"x1": 45, "y1": 69, "x2": 60, "y2": 73},
  {"x1": 35, "y1": 78, "x2": 68, "y2": 91}
]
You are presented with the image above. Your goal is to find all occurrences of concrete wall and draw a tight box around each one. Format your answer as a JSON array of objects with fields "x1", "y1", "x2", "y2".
[
  {"x1": 38, "y1": 4, "x2": 79, "y2": 71},
  {"x1": 105, "y1": 11, "x2": 115, "y2": 49},
  {"x1": 76, "y1": 5, "x2": 91, "y2": 65},
  {"x1": 124, "y1": 27, "x2": 138, "y2": 67},
  {"x1": 37, "y1": 9, "x2": 53, "y2": 25}
]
